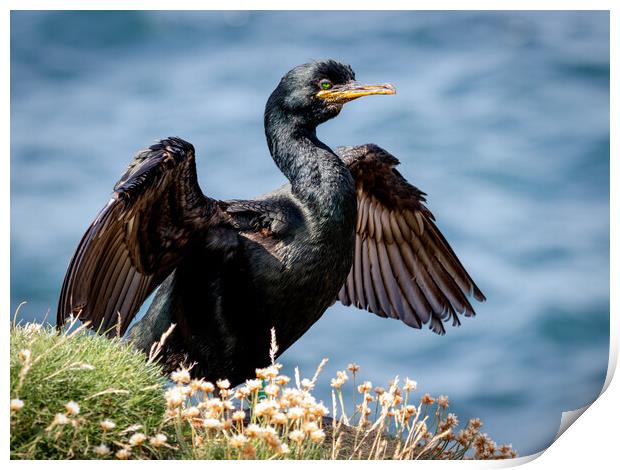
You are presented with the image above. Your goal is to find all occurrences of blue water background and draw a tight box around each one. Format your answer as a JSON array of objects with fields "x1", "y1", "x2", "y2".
[{"x1": 10, "y1": 11, "x2": 609, "y2": 456}]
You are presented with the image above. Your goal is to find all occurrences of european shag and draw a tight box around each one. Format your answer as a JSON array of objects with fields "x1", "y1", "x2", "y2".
[{"x1": 57, "y1": 60, "x2": 485, "y2": 385}]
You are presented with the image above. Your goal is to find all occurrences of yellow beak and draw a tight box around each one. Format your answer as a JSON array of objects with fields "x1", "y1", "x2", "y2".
[{"x1": 317, "y1": 82, "x2": 396, "y2": 104}]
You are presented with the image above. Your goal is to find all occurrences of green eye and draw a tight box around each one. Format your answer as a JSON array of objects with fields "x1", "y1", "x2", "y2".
[{"x1": 320, "y1": 80, "x2": 332, "y2": 90}]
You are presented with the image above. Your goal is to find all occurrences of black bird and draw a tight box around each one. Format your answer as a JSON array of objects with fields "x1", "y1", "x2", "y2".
[{"x1": 57, "y1": 60, "x2": 485, "y2": 385}]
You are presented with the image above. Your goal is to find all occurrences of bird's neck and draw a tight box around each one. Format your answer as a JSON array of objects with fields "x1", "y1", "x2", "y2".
[{"x1": 265, "y1": 115, "x2": 356, "y2": 227}]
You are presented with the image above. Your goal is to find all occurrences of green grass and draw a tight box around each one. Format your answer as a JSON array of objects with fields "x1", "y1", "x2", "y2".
[{"x1": 10, "y1": 321, "x2": 167, "y2": 459}]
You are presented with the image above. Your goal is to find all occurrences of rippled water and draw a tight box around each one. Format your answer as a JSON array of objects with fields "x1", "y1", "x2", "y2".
[{"x1": 10, "y1": 11, "x2": 609, "y2": 455}]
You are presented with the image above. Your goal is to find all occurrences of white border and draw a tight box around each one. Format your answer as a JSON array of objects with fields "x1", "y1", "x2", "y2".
[{"x1": 3, "y1": 2, "x2": 616, "y2": 468}]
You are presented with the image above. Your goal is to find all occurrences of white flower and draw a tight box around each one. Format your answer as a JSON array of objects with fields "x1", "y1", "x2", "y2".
[
  {"x1": 18, "y1": 349, "x2": 31, "y2": 363},
  {"x1": 129, "y1": 432, "x2": 147, "y2": 447},
  {"x1": 203, "y1": 418, "x2": 221, "y2": 429},
  {"x1": 150, "y1": 433, "x2": 168, "y2": 448},
  {"x1": 165, "y1": 387, "x2": 185, "y2": 408},
  {"x1": 270, "y1": 412, "x2": 287, "y2": 425},
  {"x1": 100, "y1": 419, "x2": 116, "y2": 431},
  {"x1": 93, "y1": 444, "x2": 110, "y2": 457},
  {"x1": 10, "y1": 399, "x2": 24, "y2": 412},
  {"x1": 310, "y1": 429, "x2": 326, "y2": 443},
  {"x1": 183, "y1": 406, "x2": 201, "y2": 418},
  {"x1": 52, "y1": 413, "x2": 69, "y2": 425},
  {"x1": 301, "y1": 378, "x2": 314, "y2": 390},
  {"x1": 288, "y1": 429, "x2": 305, "y2": 443},
  {"x1": 246, "y1": 379, "x2": 263, "y2": 392},
  {"x1": 302, "y1": 421, "x2": 318, "y2": 434},
  {"x1": 200, "y1": 381, "x2": 215, "y2": 393},
  {"x1": 170, "y1": 368, "x2": 191, "y2": 384},
  {"x1": 65, "y1": 401, "x2": 80, "y2": 415},
  {"x1": 244, "y1": 423, "x2": 262, "y2": 438},
  {"x1": 287, "y1": 406, "x2": 304, "y2": 420},
  {"x1": 116, "y1": 448, "x2": 131, "y2": 459},
  {"x1": 254, "y1": 399, "x2": 278, "y2": 417},
  {"x1": 404, "y1": 378, "x2": 417, "y2": 392},
  {"x1": 229, "y1": 434, "x2": 248, "y2": 448},
  {"x1": 232, "y1": 410, "x2": 246, "y2": 421},
  {"x1": 216, "y1": 378, "x2": 231, "y2": 389}
]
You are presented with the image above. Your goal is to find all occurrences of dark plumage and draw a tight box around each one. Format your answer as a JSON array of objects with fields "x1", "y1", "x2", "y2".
[{"x1": 57, "y1": 60, "x2": 485, "y2": 385}]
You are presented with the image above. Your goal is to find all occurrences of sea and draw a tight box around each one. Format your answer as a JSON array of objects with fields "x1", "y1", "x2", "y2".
[{"x1": 10, "y1": 11, "x2": 610, "y2": 456}]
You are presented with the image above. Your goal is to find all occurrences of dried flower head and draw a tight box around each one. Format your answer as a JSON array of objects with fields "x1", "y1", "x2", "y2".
[
  {"x1": 310, "y1": 429, "x2": 326, "y2": 443},
  {"x1": 205, "y1": 398, "x2": 224, "y2": 413},
  {"x1": 100, "y1": 419, "x2": 116, "y2": 432},
  {"x1": 18, "y1": 349, "x2": 31, "y2": 363},
  {"x1": 165, "y1": 387, "x2": 185, "y2": 408},
  {"x1": 170, "y1": 368, "x2": 191, "y2": 384},
  {"x1": 10, "y1": 398, "x2": 24, "y2": 413},
  {"x1": 276, "y1": 375, "x2": 291, "y2": 386},
  {"x1": 93, "y1": 444, "x2": 110, "y2": 457},
  {"x1": 246, "y1": 379, "x2": 263, "y2": 392},
  {"x1": 203, "y1": 418, "x2": 221, "y2": 430},
  {"x1": 330, "y1": 377, "x2": 345, "y2": 389},
  {"x1": 183, "y1": 406, "x2": 201, "y2": 419},
  {"x1": 128, "y1": 433, "x2": 146, "y2": 447},
  {"x1": 200, "y1": 381, "x2": 215, "y2": 393},
  {"x1": 234, "y1": 387, "x2": 250, "y2": 400},
  {"x1": 347, "y1": 363, "x2": 360, "y2": 374},
  {"x1": 264, "y1": 384, "x2": 280, "y2": 397},
  {"x1": 468, "y1": 417, "x2": 483, "y2": 431},
  {"x1": 52, "y1": 413, "x2": 69, "y2": 426},
  {"x1": 116, "y1": 448, "x2": 131, "y2": 460},
  {"x1": 287, "y1": 406, "x2": 304, "y2": 420},
  {"x1": 216, "y1": 378, "x2": 231, "y2": 390},
  {"x1": 270, "y1": 412, "x2": 288, "y2": 426},
  {"x1": 288, "y1": 429, "x2": 305, "y2": 443},
  {"x1": 255, "y1": 365, "x2": 280, "y2": 380},
  {"x1": 357, "y1": 381, "x2": 372, "y2": 393},
  {"x1": 150, "y1": 433, "x2": 168, "y2": 448},
  {"x1": 310, "y1": 403, "x2": 329, "y2": 418},
  {"x1": 229, "y1": 434, "x2": 248, "y2": 448},
  {"x1": 64, "y1": 401, "x2": 80, "y2": 415},
  {"x1": 255, "y1": 399, "x2": 279, "y2": 417},
  {"x1": 245, "y1": 424, "x2": 262, "y2": 438},
  {"x1": 445, "y1": 412, "x2": 458, "y2": 428},
  {"x1": 437, "y1": 395, "x2": 449, "y2": 408},
  {"x1": 421, "y1": 393, "x2": 435, "y2": 405},
  {"x1": 232, "y1": 410, "x2": 246, "y2": 422},
  {"x1": 403, "y1": 378, "x2": 417, "y2": 392},
  {"x1": 457, "y1": 429, "x2": 472, "y2": 446}
]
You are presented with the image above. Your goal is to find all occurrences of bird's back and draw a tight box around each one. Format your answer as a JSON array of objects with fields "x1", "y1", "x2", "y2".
[{"x1": 132, "y1": 184, "x2": 357, "y2": 384}]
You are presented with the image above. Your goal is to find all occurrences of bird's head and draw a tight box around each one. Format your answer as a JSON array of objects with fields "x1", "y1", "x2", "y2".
[{"x1": 265, "y1": 60, "x2": 396, "y2": 129}]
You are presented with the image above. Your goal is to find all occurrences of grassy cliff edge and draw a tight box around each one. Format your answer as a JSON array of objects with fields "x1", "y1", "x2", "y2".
[{"x1": 10, "y1": 321, "x2": 516, "y2": 460}]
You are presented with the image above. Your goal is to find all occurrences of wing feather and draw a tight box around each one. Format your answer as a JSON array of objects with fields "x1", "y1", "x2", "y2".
[
  {"x1": 57, "y1": 137, "x2": 217, "y2": 336},
  {"x1": 336, "y1": 144, "x2": 485, "y2": 334}
]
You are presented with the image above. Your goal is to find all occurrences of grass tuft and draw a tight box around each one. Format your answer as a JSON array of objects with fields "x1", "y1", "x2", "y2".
[{"x1": 10, "y1": 321, "x2": 167, "y2": 459}]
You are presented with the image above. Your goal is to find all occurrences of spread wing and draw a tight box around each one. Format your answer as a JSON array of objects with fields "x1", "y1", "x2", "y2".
[
  {"x1": 57, "y1": 137, "x2": 219, "y2": 336},
  {"x1": 336, "y1": 144, "x2": 485, "y2": 334}
]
